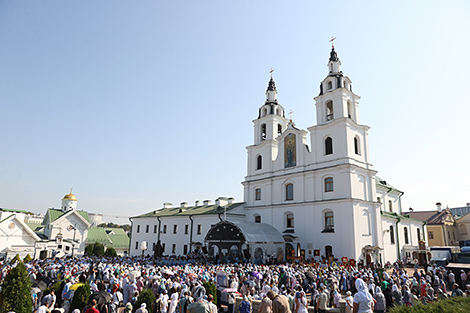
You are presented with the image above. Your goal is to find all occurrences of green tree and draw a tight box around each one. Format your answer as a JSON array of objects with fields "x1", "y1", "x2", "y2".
[
  {"x1": 93, "y1": 242, "x2": 105, "y2": 256},
  {"x1": 203, "y1": 281, "x2": 217, "y2": 306},
  {"x1": 0, "y1": 262, "x2": 33, "y2": 313},
  {"x1": 105, "y1": 247, "x2": 118, "y2": 257},
  {"x1": 85, "y1": 244, "x2": 94, "y2": 255},
  {"x1": 134, "y1": 289, "x2": 155, "y2": 312},
  {"x1": 70, "y1": 283, "x2": 91, "y2": 312},
  {"x1": 23, "y1": 254, "x2": 32, "y2": 262}
]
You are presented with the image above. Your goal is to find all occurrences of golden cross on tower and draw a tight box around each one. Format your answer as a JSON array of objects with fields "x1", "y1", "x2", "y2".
[
  {"x1": 288, "y1": 110, "x2": 294, "y2": 121},
  {"x1": 329, "y1": 36, "x2": 336, "y2": 47},
  {"x1": 269, "y1": 68, "x2": 274, "y2": 78}
]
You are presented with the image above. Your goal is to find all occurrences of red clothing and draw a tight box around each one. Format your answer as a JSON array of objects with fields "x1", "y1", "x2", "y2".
[{"x1": 85, "y1": 307, "x2": 100, "y2": 313}]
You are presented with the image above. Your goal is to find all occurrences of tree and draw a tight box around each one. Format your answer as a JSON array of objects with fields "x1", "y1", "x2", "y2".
[
  {"x1": 93, "y1": 242, "x2": 105, "y2": 256},
  {"x1": 70, "y1": 283, "x2": 91, "y2": 312},
  {"x1": 0, "y1": 262, "x2": 33, "y2": 313},
  {"x1": 23, "y1": 254, "x2": 32, "y2": 262},
  {"x1": 203, "y1": 281, "x2": 217, "y2": 306},
  {"x1": 105, "y1": 247, "x2": 118, "y2": 257},
  {"x1": 134, "y1": 289, "x2": 155, "y2": 313},
  {"x1": 85, "y1": 244, "x2": 94, "y2": 256}
]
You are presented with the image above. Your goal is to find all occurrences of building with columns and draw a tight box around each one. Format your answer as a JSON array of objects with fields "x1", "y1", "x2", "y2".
[{"x1": 130, "y1": 46, "x2": 426, "y2": 265}]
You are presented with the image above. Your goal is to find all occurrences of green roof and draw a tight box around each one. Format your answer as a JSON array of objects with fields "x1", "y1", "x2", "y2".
[
  {"x1": 376, "y1": 176, "x2": 403, "y2": 194},
  {"x1": 0, "y1": 208, "x2": 29, "y2": 214},
  {"x1": 45, "y1": 208, "x2": 90, "y2": 224},
  {"x1": 132, "y1": 202, "x2": 245, "y2": 219},
  {"x1": 26, "y1": 222, "x2": 44, "y2": 233},
  {"x1": 87, "y1": 227, "x2": 130, "y2": 249},
  {"x1": 381, "y1": 211, "x2": 424, "y2": 223}
]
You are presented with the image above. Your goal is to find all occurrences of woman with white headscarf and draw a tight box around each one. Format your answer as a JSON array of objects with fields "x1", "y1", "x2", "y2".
[
  {"x1": 353, "y1": 278, "x2": 374, "y2": 313},
  {"x1": 187, "y1": 286, "x2": 211, "y2": 313},
  {"x1": 391, "y1": 284, "x2": 403, "y2": 306},
  {"x1": 372, "y1": 286, "x2": 385, "y2": 313}
]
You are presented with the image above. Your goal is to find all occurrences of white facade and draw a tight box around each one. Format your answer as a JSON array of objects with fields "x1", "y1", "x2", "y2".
[{"x1": 129, "y1": 47, "x2": 425, "y2": 265}]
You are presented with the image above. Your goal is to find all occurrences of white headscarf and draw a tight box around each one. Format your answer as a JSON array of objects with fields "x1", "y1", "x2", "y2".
[
  {"x1": 193, "y1": 285, "x2": 206, "y2": 301},
  {"x1": 355, "y1": 278, "x2": 373, "y2": 303}
]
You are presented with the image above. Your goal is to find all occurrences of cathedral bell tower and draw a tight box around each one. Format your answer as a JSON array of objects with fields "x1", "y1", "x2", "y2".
[
  {"x1": 61, "y1": 190, "x2": 77, "y2": 212},
  {"x1": 315, "y1": 46, "x2": 359, "y2": 125}
]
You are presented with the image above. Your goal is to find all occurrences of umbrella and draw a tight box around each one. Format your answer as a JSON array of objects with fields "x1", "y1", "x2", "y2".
[
  {"x1": 222, "y1": 288, "x2": 238, "y2": 293},
  {"x1": 163, "y1": 269, "x2": 174, "y2": 276},
  {"x1": 70, "y1": 282, "x2": 85, "y2": 291},
  {"x1": 129, "y1": 270, "x2": 141, "y2": 280},
  {"x1": 252, "y1": 271, "x2": 263, "y2": 280},
  {"x1": 89, "y1": 290, "x2": 112, "y2": 305},
  {"x1": 32, "y1": 280, "x2": 48, "y2": 291},
  {"x1": 244, "y1": 280, "x2": 255, "y2": 287}
]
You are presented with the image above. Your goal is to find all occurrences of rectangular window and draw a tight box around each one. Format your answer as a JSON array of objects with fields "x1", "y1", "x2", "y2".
[
  {"x1": 65, "y1": 246, "x2": 70, "y2": 251},
  {"x1": 286, "y1": 184, "x2": 294, "y2": 201},
  {"x1": 286, "y1": 214, "x2": 294, "y2": 228},
  {"x1": 163, "y1": 225, "x2": 167, "y2": 234},
  {"x1": 428, "y1": 231, "x2": 434, "y2": 239},
  {"x1": 389, "y1": 200, "x2": 393, "y2": 212},
  {"x1": 324, "y1": 178, "x2": 334, "y2": 192},
  {"x1": 197, "y1": 224, "x2": 202, "y2": 235},
  {"x1": 154, "y1": 225, "x2": 157, "y2": 233},
  {"x1": 162, "y1": 243, "x2": 165, "y2": 252},
  {"x1": 185, "y1": 225, "x2": 189, "y2": 235},
  {"x1": 255, "y1": 215, "x2": 261, "y2": 223},
  {"x1": 183, "y1": 245, "x2": 188, "y2": 255},
  {"x1": 325, "y1": 212, "x2": 334, "y2": 231},
  {"x1": 137, "y1": 225, "x2": 140, "y2": 233},
  {"x1": 255, "y1": 188, "x2": 261, "y2": 201},
  {"x1": 153, "y1": 243, "x2": 156, "y2": 251},
  {"x1": 172, "y1": 244, "x2": 176, "y2": 254},
  {"x1": 135, "y1": 241, "x2": 139, "y2": 250},
  {"x1": 173, "y1": 225, "x2": 177, "y2": 234},
  {"x1": 146, "y1": 225, "x2": 149, "y2": 233}
]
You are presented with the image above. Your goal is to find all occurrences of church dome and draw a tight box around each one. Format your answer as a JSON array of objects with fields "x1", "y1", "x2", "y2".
[{"x1": 62, "y1": 193, "x2": 77, "y2": 201}]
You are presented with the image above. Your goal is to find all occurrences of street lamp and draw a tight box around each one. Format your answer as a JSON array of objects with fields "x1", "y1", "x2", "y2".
[
  {"x1": 68, "y1": 224, "x2": 77, "y2": 258},
  {"x1": 140, "y1": 241, "x2": 148, "y2": 272}
]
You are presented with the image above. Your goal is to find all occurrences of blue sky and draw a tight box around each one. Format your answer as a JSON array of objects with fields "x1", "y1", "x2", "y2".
[{"x1": 1, "y1": 1, "x2": 469, "y2": 223}]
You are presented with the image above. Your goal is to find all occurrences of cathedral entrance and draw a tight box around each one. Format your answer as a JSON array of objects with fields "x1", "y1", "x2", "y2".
[{"x1": 39, "y1": 250, "x2": 48, "y2": 260}]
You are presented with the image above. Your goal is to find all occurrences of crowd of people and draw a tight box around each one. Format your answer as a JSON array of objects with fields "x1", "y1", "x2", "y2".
[{"x1": 0, "y1": 255, "x2": 469, "y2": 313}]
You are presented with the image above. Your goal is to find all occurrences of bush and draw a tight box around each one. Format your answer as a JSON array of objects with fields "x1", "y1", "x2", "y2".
[
  {"x1": 70, "y1": 283, "x2": 91, "y2": 312},
  {"x1": 105, "y1": 247, "x2": 118, "y2": 257},
  {"x1": 23, "y1": 254, "x2": 32, "y2": 262},
  {"x1": 0, "y1": 262, "x2": 33, "y2": 313},
  {"x1": 134, "y1": 289, "x2": 155, "y2": 312},
  {"x1": 85, "y1": 244, "x2": 94, "y2": 256},
  {"x1": 388, "y1": 296, "x2": 470, "y2": 313},
  {"x1": 85, "y1": 242, "x2": 106, "y2": 256},
  {"x1": 203, "y1": 281, "x2": 217, "y2": 306}
]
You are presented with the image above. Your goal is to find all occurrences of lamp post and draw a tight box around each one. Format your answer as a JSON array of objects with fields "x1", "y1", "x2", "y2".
[
  {"x1": 140, "y1": 241, "x2": 148, "y2": 272},
  {"x1": 68, "y1": 224, "x2": 77, "y2": 258}
]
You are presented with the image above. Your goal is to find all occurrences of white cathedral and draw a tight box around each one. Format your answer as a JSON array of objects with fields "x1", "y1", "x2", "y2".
[{"x1": 129, "y1": 46, "x2": 426, "y2": 266}]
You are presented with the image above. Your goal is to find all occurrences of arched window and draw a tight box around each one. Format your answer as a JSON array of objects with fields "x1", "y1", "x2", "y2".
[
  {"x1": 276, "y1": 108, "x2": 281, "y2": 115},
  {"x1": 324, "y1": 211, "x2": 334, "y2": 232},
  {"x1": 255, "y1": 188, "x2": 261, "y2": 201},
  {"x1": 347, "y1": 101, "x2": 353, "y2": 119},
  {"x1": 285, "y1": 183, "x2": 294, "y2": 200},
  {"x1": 324, "y1": 177, "x2": 334, "y2": 192},
  {"x1": 325, "y1": 245, "x2": 333, "y2": 257},
  {"x1": 404, "y1": 227, "x2": 409, "y2": 244},
  {"x1": 254, "y1": 215, "x2": 261, "y2": 223},
  {"x1": 326, "y1": 101, "x2": 333, "y2": 121},
  {"x1": 389, "y1": 200, "x2": 393, "y2": 212},
  {"x1": 286, "y1": 213, "x2": 294, "y2": 228},
  {"x1": 354, "y1": 137, "x2": 361, "y2": 155},
  {"x1": 263, "y1": 108, "x2": 267, "y2": 116},
  {"x1": 278, "y1": 124, "x2": 282, "y2": 136},
  {"x1": 256, "y1": 155, "x2": 262, "y2": 170},
  {"x1": 460, "y1": 224, "x2": 468, "y2": 235},
  {"x1": 390, "y1": 225, "x2": 395, "y2": 244},
  {"x1": 417, "y1": 228, "x2": 421, "y2": 241},
  {"x1": 328, "y1": 81, "x2": 333, "y2": 89},
  {"x1": 362, "y1": 210, "x2": 371, "y2": 235},
  {"x1": 325, "y1": 137, "x2": 333, "y2": 155},
  {"x1": 261, "y1": 124, "x2": 266, "y2": 141}
]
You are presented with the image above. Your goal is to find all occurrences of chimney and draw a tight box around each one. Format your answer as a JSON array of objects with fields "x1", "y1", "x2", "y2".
[
  {"x1": 228, "y1": 197, "x2": 234, "y2": 204},
  {"x1": 163, "y1": 202, "x2": 173, "y2": 209},
  {"x1": 195, "y1": 200, "x2": 200, "y2": 206},
  {"x1": 409, "y1": 208, "x2": 413, "y2": 212},
  {"x1": 180, "y1": 202, "x2": 187, "y2": 208},
  {"x1": 436, "y1": 202, "x2": 442, "y2": 213},
  {"x1": 467, "y1": 203, "x2": 470, "y2": 207},
  {"x1": 203, "y1": 199, "x2": 211, "y2": 206},
  {"x1": 215, "y1": 197, "x2": 228, "y2": 207}
]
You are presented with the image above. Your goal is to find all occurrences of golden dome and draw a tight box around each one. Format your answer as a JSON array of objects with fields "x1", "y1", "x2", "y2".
[{"x1": 62, "y1": 193, "x2": 77, "y2": 201}]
